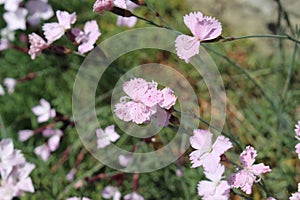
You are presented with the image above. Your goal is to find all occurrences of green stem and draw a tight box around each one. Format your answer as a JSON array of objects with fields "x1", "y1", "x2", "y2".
[
  {"x1": 281, "y1": 33, "x2": 299, "y2": 99},
  {"x1": 202, "y1": 44, "x2": 277, "y2": 110},
  {"x1": 222, "y1": 34, "x2": 300, "y2": 44},
  {"x1": 144, "y1": 0, "x2": 174, "y2": 30}
]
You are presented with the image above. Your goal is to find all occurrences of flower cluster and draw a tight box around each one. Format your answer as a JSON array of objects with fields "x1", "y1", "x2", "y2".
[
  {"x1": 114, "y1": 78, "x2": 177, "y2": 125},
  {"x1": 29, "y1": 10, "x2": 101, "y2": 59},
  {"x1": 0, "y1": 0, "x2": 53, "y2": 51},
  {"x1": 189, "y1": 129, "x2": 232, "y2": 199},
  {"x1": 175, "y1": 11, "x2": 222, "y2": 63},
  {"x1": 189, "y1": 129, "x2": 272, "y2": 198},
  {"x1": 0, "y1": 138, "x2": 35, "y2": 199}
]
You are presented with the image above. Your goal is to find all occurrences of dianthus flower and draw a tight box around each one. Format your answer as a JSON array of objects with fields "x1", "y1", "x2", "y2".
[
  {"x1": 102, "y1": 186, "x2": 121, "y2": 200},
  {"x1": 32, "y1": 98, "x2": 56, "y2": 123},
  {"x1": 114, "y1": 78, "x2": 176, "y2": 125},
  {"x1": 72, "y1": 20, "x2": 101, "y2": 54},
  {"x1": 197, "y1": 164, "x2": 230, "y2": 200},
  {"x1": 228, "y1": 146, "x2": 271, "y2": 194},
  {"x1": 96, "y1": 125, "x2": 120, "y2": 148},
  {"x1": 175, "y1": 11, "x2": 222, "y2": 63},
  {"x1": 28, "y1": 33, "x2": 48, "y2": 60},
  {"x1": 42, "y1": 10, "x2": 76, "y2": 44},
  {"x1": 189, "y1": 129, "x2": 232, "y2": 172},
  {"x1": 93, "y1": 0, "x2": 114, "y2": 12},
  {"x1": 0, "y1": 139, "x2": 35, "y2": 199},
  {"x1": 116, "y1": 0, "x2": 138, "y2": 28},
  {"x1": 290, "y1": 183, "x2": 300, "y2": 200},
  {"x1": 124, "y1": 192, "x2": 144, "y2": 200}
]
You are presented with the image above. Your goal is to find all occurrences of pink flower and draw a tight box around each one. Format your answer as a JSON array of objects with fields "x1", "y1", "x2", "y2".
[
  {"x1": 34, "y1": 144, "x2": 50, "y2": 161},
  {"x1": 116, "y1": 0, "x2": 138, "y2": 28},
  {"x1": 0, "y1": 139, "x2": 25, "y2": 179},
  {"x1": 67, "y1": 197, "x2": 91, "y2": 200},
  {"x1": 124, "y1": 192, "x2": 144, "y2": 200},
  {"x1": 66, "y1": 168, "x2": 76, "y2": 181},
  {"x1": 42, "y1": 10, "x2": 76, "y2": 44},
  {"x1": 0, "y1": 84, "x2": 5, "y2": 95},
  {"x1": 197, "y1": 164, "x2": 230, "y2": 200},
  {"x1": 119, "y1": 154, "x2": 133, "y2": 167},
  {"x1": 102, "y1": 186, "x2": 121, "y2": 200},
  {"x1": 159, "y1": 87, "x2": 177, "y2": 109},
  {"x1": 93, "y1": 0, "x2": 114, "y2": 12},
  {"x1": 3, "y1": 8, "x2": 28, "y2": 31},
  {"x1": 96, "y1": 125, "x2": 120, "y2": 148},
  {"x1": 0, "y1": 138, "x2": 35, "y2": 199},
  {"x1": 295, "y1": 121, "x2": 300, "y2": 140},
  {"x1": 25, "y1": 0, "x2": 54, "y2": 26},
  {"x1": 228, "y1": 146, "x2": 271, "y2": 195},
  {"x1": 32, "y1": 98, "x2": 56, "y2": 123},
  {"x1": 290, "y1": 183, "x2": 300, "y2": 200},
  {"x1": 0, "y1": 38, "x2": 9, "y2": 51},
  {"x1": 296, "y1": 143, "x2": 300, "y2": 159},
  {"x1": 33, "y1": 128, "x2": 63, "y2": 161},
  {"x1": 72, "y1": 20, "x2": 101, "y2": 54},
  {"x1": 114, "y1": 78, "x2": 176, "y2": 125},
  {"x1": 3, "y1": 78, "x2": 16, "y2": 94},
  {"x1": 267, "y1": 197, "x2": 277, "y2": 200},
  {"x1": 28, "y1": 33, "x2": 48, "y2": 60},
  {"x1": 18, "y1": 130, "x2": 34, "y2": 142},
  {"x1": 43, "y1": 128, "x2": 63, "y2": 151},
  {"x1": 1, "y1": 0, "x2": 22, "y2": 12},
  {"x1": 175, "y1": 11, "x2": 222, "y2": 63},
  {"x1": 189, "y1": 129, "x2": 232, "y2": 172}
]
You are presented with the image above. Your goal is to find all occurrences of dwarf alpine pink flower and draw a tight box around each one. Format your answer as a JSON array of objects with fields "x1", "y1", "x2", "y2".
[
  {"x1": 102, "y1": 186, "x2": 121, "y2": 200},
  {"x1": 93, "y1": 0, "x2": 114, "y2": 12},
  {"x1": 18, "y1": 130, "x2": 34, "y2": 142},
  {"x1": 0, "y1": 138, "x2": 35, "y2": 199},
  {"x1": 25, "y1": 0, "x2": 54, "y2": 26},
  {"x1": 116, "y1": 0, "x2": 138, "y2": 28},
  {"x1": 290, "y1": 183, "x2": 300, "y2": 200},
  {"x1": 96, "y1": 125, "x2": 120, "y2": 148},
  {"x1": 66, "y1": 197, "x2": 91, "y2": 200},
  {"x1": 114, "y1": 78, "x2": 176, "y2": 125},
  {"x1": 189, "y1": 129, "x2": 232, "y2": 172},
  {"x1": 197, "y1": 164, "x2": 230, "y2": 200},
  {"x1": 72, "y1": 20, "x2": 101, "y2": 54},
  {"x1": 175, "y1": 11, "x2": 222, "y2": 63},
  {"x1": 228, "y1": 146, "x2": 271, "y2": 194},
  {"x1": 42, "y1": 10, "x2": 76, "y2": 44},
  {"x1": 3, "y1": 78, "x2": 16, "y2": 94},
  {"x1": 32, "y1": 98, "x2": 56, "y2": 123},
  {"x1": 3, "y1": 8, "x2": 28, "y2": 31},
  {"x1": 28, "y1": 33, "x2": 48, "y2": 60},
  {"x1": 124, "y1": 192, "x2": 144, "y2": 200}
]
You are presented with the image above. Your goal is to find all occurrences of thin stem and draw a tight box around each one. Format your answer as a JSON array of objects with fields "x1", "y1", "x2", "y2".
[
  {"x1": 281, "y1": 32, "x2": 299, "y2": 99},
  {"x1": 202, "y1": 44, "x2": 277, "y2": 110},
  {"x1": 222, "y1": 34, "x2": 300, "y2": 44},
  {"x1": 273, "y1": 0, "x2": 295, "y2": 34},
  {"x1": 144, "y1": 0, "x2": 174, "y2": 30}
]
